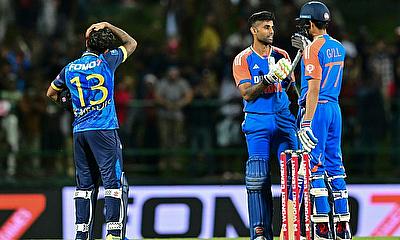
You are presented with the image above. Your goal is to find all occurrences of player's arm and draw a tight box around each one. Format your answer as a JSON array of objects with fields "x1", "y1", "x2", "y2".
[
  {"x1": 303, "y1": 79, "x2": 320, "y2": 121},
  {"x1": 46, "y1": 68, "x2": 66, "y2": 102},
  {"x1": 86, "y1": 22, "x2": 137, "y2": 57},
  {"x1": 46, "y1": 68, "x2": 72, "y2": 111},
  {"x1": 238, "y1": 63, "x2": 291, "y2": 101},
  {"x1": 297, "y1": 44, "x2": 321, "y2": 152},
  {"x1": 46, "y1": 85, "x2": 59, "y2": 102},
  {"x1": 234, "y1": 54, "x2": 291, "y2": 101},
  {"x1": 233, "y1": 52, "x2": 267, "y2": 101},
  {"x1": 302, "y1": 44, "x2": 323, "y2": 121},
  {"x1": 106, "y1": 23, "x2": 137, "y2": 57},
  {"x1": 233, "y1": 53, "x2": 262, "y2": 101},
  {"x1": 238, "y1": 81, "x2": 267, "y2": 101}
]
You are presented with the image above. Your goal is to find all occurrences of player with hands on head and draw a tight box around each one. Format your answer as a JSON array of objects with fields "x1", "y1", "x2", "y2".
[
  {"x1": 293, "y1": 1, "x2": 352, "y2": 239},
  {"x1": 47, "y1": 22, "x2": 137, "y2": 240},
  {"x1": 232, "y1": 10, "x2": 298, "y2": 240}
]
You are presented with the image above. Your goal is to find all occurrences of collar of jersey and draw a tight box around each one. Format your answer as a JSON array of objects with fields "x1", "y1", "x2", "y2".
[
  {"x1": 250, "y1": 45, "x2": 272, "y2": 59},
  {"x1": 82, "y1": 51, "x2": 99, "y2": 57},
  {"x1": 314, "y1": 34, "x2": 328, "y2": 40}
]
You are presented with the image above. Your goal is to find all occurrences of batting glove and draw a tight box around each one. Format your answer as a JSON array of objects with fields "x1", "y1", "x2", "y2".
[
  {"x1": 262, "y1": 58, "x2": 292, "y2": 85},
  {"x1": 297, "y1": 120, "x2": 318, "y2": 152},
  {"x1": 291, "y1": 33, "x2": 311, "y2": 51}
]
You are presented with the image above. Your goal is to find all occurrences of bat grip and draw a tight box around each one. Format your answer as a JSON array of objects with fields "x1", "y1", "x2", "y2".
[
  {"x1": 284, "y1": 49, "x2": 302, "y2": 93},
  {"x1": 289, "y1": 49, "x2": 302, "y2": 76}
]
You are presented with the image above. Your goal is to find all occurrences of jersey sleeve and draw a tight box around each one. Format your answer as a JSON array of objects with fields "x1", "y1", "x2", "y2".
[
  {"x1": 103, "y1": 46, "x2": 128, "y2": 71},
  {"x1": 51, "y1": 67, "x2": 66, "y2": 91},
  {"x1": 232, "y1": 53, "x2": 251, "y2": 87},
  {"x1": 303, "y1": 40, "x2": 324, "y2": 81}
]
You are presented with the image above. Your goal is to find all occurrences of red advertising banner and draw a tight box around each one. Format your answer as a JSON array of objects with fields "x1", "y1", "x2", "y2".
[
  {"x1": 0, "y1": 194, "x2": 46, "y2": 239},
  {"x1": 0, "y1": 190, "x2": 62, "y2": 238}
]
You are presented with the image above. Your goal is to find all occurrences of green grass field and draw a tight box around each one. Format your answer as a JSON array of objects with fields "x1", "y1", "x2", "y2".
[{"x1": 143, "y1": 238, "x2": 399, "y2": 240}]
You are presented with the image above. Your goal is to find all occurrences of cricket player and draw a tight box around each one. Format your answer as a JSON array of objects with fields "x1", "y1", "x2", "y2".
[
  {"x1": 232, "y1": 11, "x2": 298, "y2": 240},
  {"x1": 292, "y1": 1, "x2": 352, "y2": 239},
  {"x1": 46, "y1": 22, "x2": 137, "y2": 240}
]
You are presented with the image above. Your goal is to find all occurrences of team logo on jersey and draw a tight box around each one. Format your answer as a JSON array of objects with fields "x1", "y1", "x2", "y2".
[
  {"x1": 253, "y1": 64, "x2": 260, "y2": 70},
  {"x1": 324, "y1": 12, "x2": 330, "y2": 21},
  {"x1": 110, "y1": 49, "x2": 118, "y2": 55},
  {"x1": 306, "y1": 64, "x2": 315, "y2": 74}
]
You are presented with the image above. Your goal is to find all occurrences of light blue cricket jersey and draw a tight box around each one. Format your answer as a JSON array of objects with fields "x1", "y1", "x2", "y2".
[{"x1": 51, "y1": 46, "x2": 127, "y2": 133}]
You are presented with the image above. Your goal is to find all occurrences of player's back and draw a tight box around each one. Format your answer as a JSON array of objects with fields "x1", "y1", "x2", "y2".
[
  {"x1": 299, "y1": 34, "x2": 345, "y2": 105},
  {"x1": 63, "y1": 47, "x2": 127, "y2": 132}
]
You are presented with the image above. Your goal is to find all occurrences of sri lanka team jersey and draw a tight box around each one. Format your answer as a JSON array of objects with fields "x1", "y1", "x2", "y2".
[
  {"x1": 51, "y1": 46, "x2": 128, "y2": 133},
  {"x1": 232, "y1": 46, "x2": 294, "y2": 114},
  {"x1": 299, "y1": 34, "x2": 345, "y2": 106}
]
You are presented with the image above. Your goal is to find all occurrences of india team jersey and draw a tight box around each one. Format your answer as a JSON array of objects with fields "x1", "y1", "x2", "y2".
[
  {"x1": 51, "y1": 46, "x2": 128, "y2": 133},
  {"x1": 232, "y1": 46, "x2": 294, "y2": 114},
  {"x1": 299, "y1": 34, "x2": 345, "y2": 106}
]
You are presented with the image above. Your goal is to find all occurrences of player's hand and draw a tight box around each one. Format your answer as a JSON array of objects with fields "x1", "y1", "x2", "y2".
[
  {"x1": 58, "y1": 88, "x2": 73, "y2": 112},
  {"x1": 297, "y1": 120, "x2": 318, "y2": 152},
  {"x1": 85, "y1": 22, "x2": 110, "y2": 38},
  {"x1": 263, "y1": 58, "x2": 292, "y2": 85},
  {"x1": 291, "y1": 33, "x2": 311, "y2": 51}
]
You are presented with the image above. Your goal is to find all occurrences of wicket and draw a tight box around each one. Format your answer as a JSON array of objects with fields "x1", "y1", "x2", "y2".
[{"x1": 280, "y1": 150, "x2": 312, "y2": 240}]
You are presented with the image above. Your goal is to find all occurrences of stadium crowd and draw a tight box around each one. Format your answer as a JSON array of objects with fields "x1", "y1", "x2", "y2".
[{"x1": 0, "y1": 0, "x2": 399, "y2": 182}]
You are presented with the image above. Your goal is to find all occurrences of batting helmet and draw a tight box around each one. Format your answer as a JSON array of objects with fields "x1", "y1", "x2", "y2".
[{"x1": 298, "y1": 1, "x2": 330, "y2": 22}]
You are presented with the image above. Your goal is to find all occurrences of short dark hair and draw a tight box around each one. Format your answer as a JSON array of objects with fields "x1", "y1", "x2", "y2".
[
  {"x1": 248, "y1": 11, "x2": 275, "y2": 27},
  {"x1": 312, "y1": 20, "x2": 328, "y2": 30},
  {"x1": 87, "y1": 28, "x2": 118, "y2": 54}
]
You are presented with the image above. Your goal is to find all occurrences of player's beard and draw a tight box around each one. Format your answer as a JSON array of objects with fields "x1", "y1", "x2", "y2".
[{"x1": 258, "y1": 35, "x2": 273, "y2": 46}]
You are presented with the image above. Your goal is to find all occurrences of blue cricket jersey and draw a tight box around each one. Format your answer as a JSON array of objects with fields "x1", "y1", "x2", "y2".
[
  {"x1": 299, "y1": 34, "x2": 345, "y2": 106},
  {"x1": 51, "y1": 46, "x2": 128, "y2": 133},
  {"x1": 232, "y1": 46, "x2": 295, "y2": 114}
]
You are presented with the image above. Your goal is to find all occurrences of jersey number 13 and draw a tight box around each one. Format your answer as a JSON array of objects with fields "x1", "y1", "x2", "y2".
[{"x1": 70, "y1": 73, "x2": 108, "y2": 107}]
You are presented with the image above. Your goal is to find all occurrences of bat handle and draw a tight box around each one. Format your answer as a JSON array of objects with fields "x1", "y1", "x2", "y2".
[
  {"x1": 284, "y1": 49, "x2": 302, "y2": 93},
  {"x1": 289, "y1": 49, "x2": 303, "y2": 76}
]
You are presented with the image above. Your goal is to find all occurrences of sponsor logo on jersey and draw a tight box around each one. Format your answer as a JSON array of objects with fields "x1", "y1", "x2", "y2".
[
  {"x1": 74, "y1": 99, "x2": 112, "y2": 117},
  {"x1": 306, "y1": 64, "x2": 315, "y2": 74},
  {"x1": 253, "y1": 64, "x2": 260, "y2": 70},
  {"x1": 69, "y1": 60, "x2": 102, "y2": 71}
]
